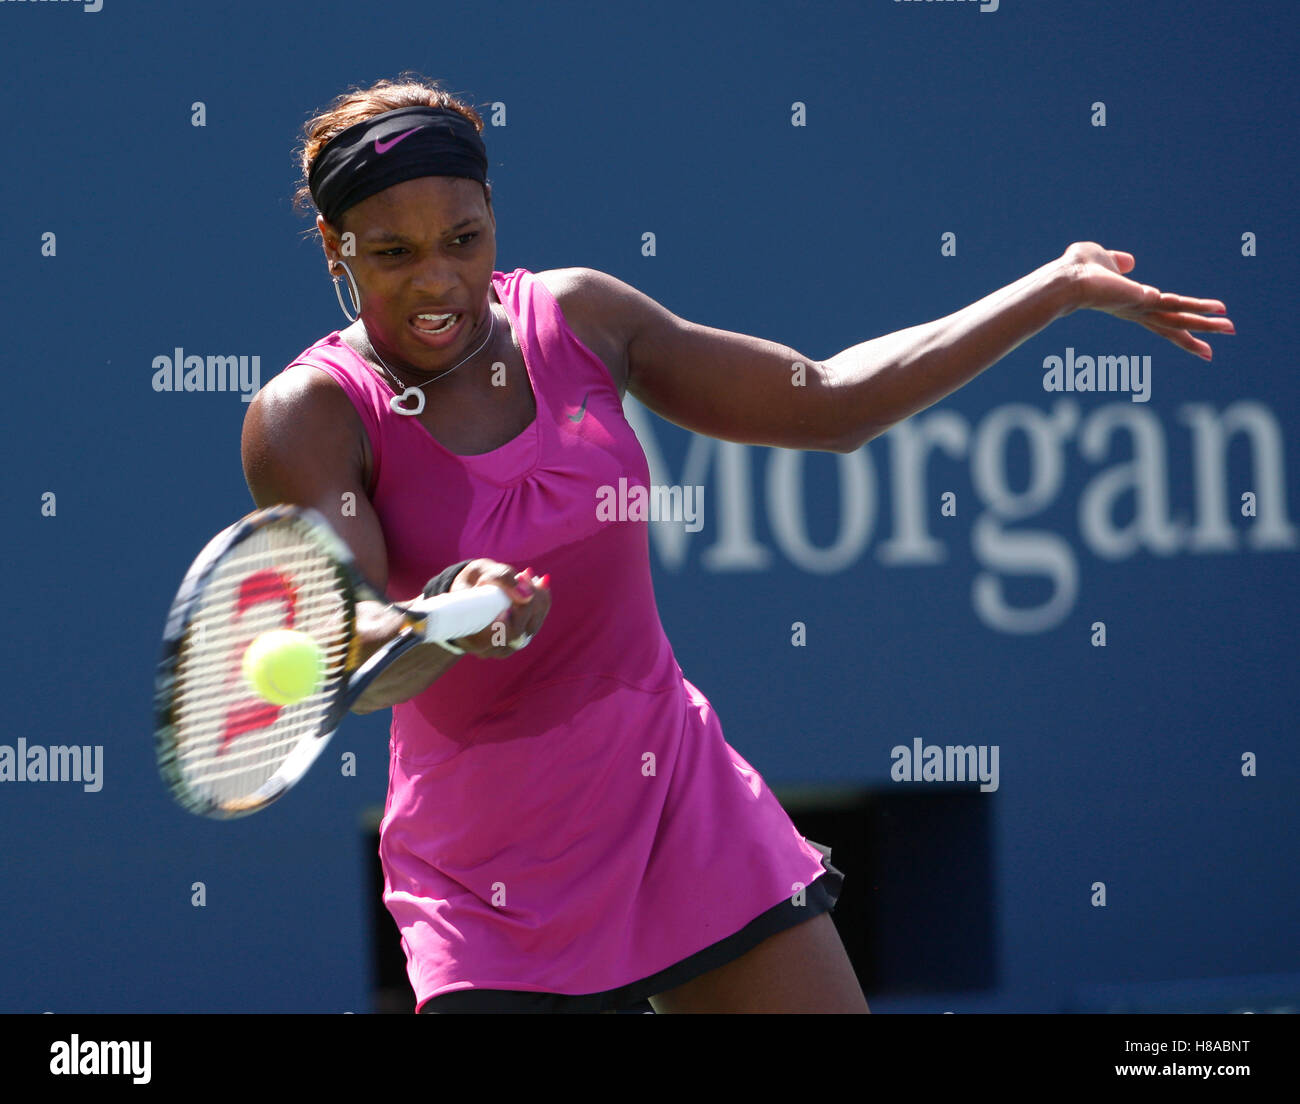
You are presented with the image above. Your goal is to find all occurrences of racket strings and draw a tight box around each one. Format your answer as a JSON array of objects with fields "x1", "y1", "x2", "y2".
[{"x1": 166, "y1": 521, "x2": 351, "y2": 807}]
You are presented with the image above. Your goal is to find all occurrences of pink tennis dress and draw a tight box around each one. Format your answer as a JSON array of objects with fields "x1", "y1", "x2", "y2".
[{"x1": 286, "y1": 267, "x2": 830, "y2": 1008}]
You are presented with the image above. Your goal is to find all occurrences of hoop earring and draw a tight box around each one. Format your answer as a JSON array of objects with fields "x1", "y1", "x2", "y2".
[{"x1": 331, "y1": 261, "x2": 361, "y2": 322}]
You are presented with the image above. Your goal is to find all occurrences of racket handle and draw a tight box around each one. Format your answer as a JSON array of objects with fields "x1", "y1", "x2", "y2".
[{"x1": 407, "y1": 585, "x2": 512, "y2": 644}]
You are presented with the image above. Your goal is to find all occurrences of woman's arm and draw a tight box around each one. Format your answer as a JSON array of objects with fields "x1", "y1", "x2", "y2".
[
  {"x1": 820, "y1": 256, "x2": 1074, "y2": 450},
  {"x1": 239, "y1": 368, "x2": 548, "y2": 714},
  {"x1": 577, "y1": 243, "x2": 1233, "y2": 454},
  {"x1": 821, "y1": 242, "x2": 1233, "y2": 450}
]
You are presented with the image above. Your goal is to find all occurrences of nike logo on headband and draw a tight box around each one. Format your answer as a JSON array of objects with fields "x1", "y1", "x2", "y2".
[{"x1": 374, "y1": 127, "x2": 423, "y2": 155}]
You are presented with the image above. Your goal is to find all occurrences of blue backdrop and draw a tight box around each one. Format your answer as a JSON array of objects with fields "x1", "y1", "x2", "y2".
[{"x1": 1, "y1": 0, "x2": 1296, "y2": 1013}]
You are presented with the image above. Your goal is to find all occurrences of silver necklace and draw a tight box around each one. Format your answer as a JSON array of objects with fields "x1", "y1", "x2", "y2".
[{"x1": 363, "y1": 303, "x2": 496, "y2": 416}]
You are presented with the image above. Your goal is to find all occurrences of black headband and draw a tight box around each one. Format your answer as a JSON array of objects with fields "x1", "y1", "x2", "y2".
[{"x1": 307, "y1": 105, "x2": 488, "y2": 227}]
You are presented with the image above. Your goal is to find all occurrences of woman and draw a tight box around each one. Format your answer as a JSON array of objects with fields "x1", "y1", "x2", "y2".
[{"x1": 242, "y1": 75, "x2": 1233, "y2": 1013}]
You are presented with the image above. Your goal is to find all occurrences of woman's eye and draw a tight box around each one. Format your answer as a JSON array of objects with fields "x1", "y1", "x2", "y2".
[{"x1": 375, "y1": 234, "x2": 476, "y2": 257}]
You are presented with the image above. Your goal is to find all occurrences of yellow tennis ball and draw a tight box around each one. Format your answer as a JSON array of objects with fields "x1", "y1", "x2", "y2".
[{"x1": 242, "y1": 629, "x2": 324, "y2": 706}]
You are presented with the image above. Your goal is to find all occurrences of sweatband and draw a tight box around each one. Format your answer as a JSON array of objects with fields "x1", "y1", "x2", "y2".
[
  {"x1": 419, "y1": 560, "x2": 475, "y2": 656},
  {"x1": 308, "y1": 105, "x2": 489, "y2": 227},
  {"x1": 423, "y1": 560, "x2": 475, "y2": 600}
]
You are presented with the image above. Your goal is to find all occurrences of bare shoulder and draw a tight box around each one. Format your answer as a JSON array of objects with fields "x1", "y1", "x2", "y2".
[
  {"x1": 243, "y1": 362, "x2": 362, "y2": 447},
  {"x1": 240, "y1": 361, "x2": 392, "y2": 585},
  {"x1": 535, "y1": 267, "x2": 673, "y2": 398},
  {"x1": 241, "y1": 363, "x2": 371, "y2": 504}
]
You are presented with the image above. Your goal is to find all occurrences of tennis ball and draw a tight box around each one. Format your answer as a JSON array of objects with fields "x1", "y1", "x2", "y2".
[{"x1": 242, "y1": 629, "x2": 324, "y2": 706}]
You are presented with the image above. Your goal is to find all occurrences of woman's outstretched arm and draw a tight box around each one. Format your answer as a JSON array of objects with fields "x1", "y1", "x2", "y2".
[
  {"x1": 821, "y1": 242, "x2": 1233, "y2": 450},
  {"x1": 576, "y1": 243, "x2": 1233, "y2": 454}
]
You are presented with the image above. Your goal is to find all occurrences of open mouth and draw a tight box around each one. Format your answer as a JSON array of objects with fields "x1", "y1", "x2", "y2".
[{"x1": 412, "y1": 312, "x2": 461, "y2": 335}]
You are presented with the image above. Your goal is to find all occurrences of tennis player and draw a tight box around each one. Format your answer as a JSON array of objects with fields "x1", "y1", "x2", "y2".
[{"x1": 241, "y1": 75, "x2": 1233, "y2": 1013}]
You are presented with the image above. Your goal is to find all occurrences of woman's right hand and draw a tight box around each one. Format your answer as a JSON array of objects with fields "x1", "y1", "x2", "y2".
[{"x1": 447, "y1": 559, "x2": 551, "y2": 657}]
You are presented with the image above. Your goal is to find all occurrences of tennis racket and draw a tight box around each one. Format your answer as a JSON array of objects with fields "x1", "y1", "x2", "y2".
[{"x1": 155, "y1": 504, "x2": 511, "y2": 818}]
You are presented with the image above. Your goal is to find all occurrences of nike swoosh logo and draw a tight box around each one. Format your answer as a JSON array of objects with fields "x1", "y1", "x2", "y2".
[
  {"x1": 374, "y1": 126, "x2": 423, "y2": 155},
  {"x1": 567, "y1": 392, "x2": 591, "y2": 422}
]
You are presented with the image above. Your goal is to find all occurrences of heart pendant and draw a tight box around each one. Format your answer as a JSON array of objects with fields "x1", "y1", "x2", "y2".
[{"x1": 391, "y1": 387, "x2": 425, "y2": 416}]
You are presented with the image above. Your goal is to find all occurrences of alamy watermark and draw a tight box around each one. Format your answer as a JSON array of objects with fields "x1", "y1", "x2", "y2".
[
  {"x1": 890, "y1": 738, "x2": 999, "y2": 792},
  {"x1": 152, "y1": 348, "x2": 261, "y2": 402},
  {"x1": 596, "y1": 477, "x2": 704, "y2": 532},
  {"x1": 50, "y1": 1036, "x2": 150, "y2": 1085},
  {"x1": 3, "y1": 0, "x2": 102, "y2": 10},
  {"x1": 1043, "y1": 347, "x2": 1151, "y2": 402},
  {"x1": 895, "y1": 0, "x2": 999, "y2": 12},
  {"x1": 0, "y1": 739, "x2": 102, "y2": 792}
]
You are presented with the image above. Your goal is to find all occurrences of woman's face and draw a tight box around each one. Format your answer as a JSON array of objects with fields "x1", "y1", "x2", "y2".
[{"x1": 319, "y1": 175, "x2": 497, "y2": 372}]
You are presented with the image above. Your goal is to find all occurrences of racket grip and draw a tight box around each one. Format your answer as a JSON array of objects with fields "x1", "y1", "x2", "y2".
[{"x1": 407, "y1": 585, "x2": 512, "y2": 644}]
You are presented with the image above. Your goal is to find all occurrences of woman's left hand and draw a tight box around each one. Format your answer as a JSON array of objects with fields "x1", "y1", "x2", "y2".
[{"x1": 1060, "y1": 242, "x2": 1235, "y2": 360}]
